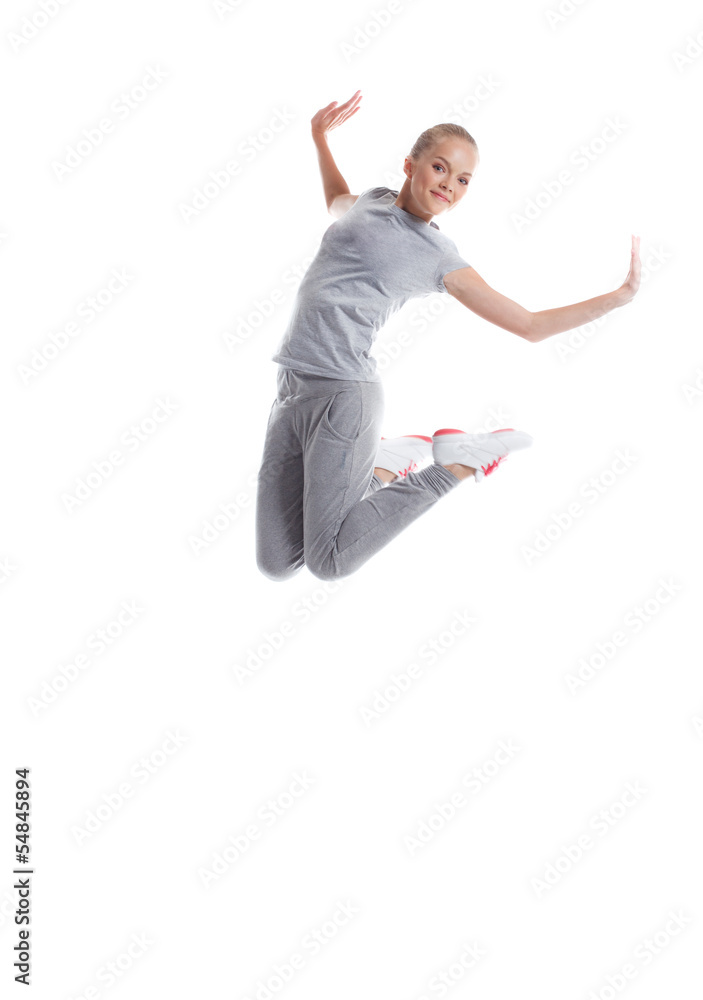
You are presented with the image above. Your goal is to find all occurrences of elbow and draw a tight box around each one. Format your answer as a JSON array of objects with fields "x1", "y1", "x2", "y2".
[{"x1": 520, "y1": 313, "x2": 536, "y2": 343}]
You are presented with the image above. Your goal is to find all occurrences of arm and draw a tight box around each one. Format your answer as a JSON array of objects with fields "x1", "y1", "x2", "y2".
[
  {"x1": 526, "y1": 288, "x2": 630, "y2": 342},
  {"x1": 310, "y1": 90, "x2": 363, "y2": 214},
  {"x1": 443, "y1": 267, "x2": 533, "y2": 339},
  {"x1": 312, "y1": 134, "x2": 350, "y2": 212},
  {"x1": 444, "y1": 236, "x2": 641, "y2": 343}
]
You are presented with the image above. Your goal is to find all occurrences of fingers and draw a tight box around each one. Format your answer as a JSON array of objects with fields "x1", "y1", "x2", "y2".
[
  {"x1": 331, "y1": 89, "x2": 362, "y2": 110},
  {"x1": 337, "y1": 104, "x2": 361, "y2": 125},
  {"x1": 329, "y1": 92, "x2": 362, "y2": 126},
  {"x1": 313, "y1": 91, "x2": 362, "y2": 132}
]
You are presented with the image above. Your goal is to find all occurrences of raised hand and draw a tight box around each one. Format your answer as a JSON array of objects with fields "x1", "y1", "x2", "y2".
[
  {"x1": 311, "y1": 89, "x2": 362, "y2": 139},
  {"x1": 618, "y1": 235, "x2": 641, "y2": 302}
]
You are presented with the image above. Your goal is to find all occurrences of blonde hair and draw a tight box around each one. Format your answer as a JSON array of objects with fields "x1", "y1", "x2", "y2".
[{"x1": 409, "y1": 123, "x2": 478, "y2": 163}]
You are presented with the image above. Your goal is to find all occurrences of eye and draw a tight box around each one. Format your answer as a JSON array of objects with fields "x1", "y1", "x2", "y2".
[{"x1": 434, "y1": 164, "x2": 469, "y2": 185}]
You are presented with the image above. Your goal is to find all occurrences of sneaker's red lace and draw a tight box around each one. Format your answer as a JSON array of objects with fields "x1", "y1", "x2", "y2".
[
  {"x1": 398, "y1": 460, "x2": 418, "y2": 477},
  {"x1": 481, "y1": 455, "x2": 507, "y2": 477}
]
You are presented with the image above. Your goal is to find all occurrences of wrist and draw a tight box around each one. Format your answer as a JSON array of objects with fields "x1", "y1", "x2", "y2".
[{"x1": 612, "y1": 286, "x2": 633, "y2": 307}]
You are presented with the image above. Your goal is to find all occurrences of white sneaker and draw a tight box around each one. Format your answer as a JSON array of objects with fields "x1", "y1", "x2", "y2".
[
  {"x1": 374, "y1": 434, "x2": 433, "y2": 479},
  {"x1": 432, "y1": 427, "x2": 533, "y2": 482}
]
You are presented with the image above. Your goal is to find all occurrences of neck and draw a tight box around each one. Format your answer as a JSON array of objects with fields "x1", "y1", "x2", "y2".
[{"x1": 394, "y1": 184, "x2": 434, "y2": 225}]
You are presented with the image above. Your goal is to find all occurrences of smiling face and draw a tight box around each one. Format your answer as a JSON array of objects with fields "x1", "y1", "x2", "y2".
[{"x1": 400, "y1": 138, "x2": 479, "y2": 221}]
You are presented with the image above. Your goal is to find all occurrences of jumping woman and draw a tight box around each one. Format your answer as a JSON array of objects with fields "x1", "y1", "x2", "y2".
[{"x1": 255, "y1": 89, "x2": 641, "y2": 582}]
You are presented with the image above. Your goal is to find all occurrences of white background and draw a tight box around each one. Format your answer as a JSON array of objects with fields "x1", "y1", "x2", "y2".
[{"x1": 2, "y1": 0, "x2": 702, "y2": 997}]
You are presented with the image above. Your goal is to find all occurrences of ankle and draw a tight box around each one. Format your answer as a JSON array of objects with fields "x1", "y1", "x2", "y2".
[
  {"x1": 443, "y1": 462, "x2": 476, "y2": 482},
  {"x1": 374, "y1": 467, "x2": 398, "y2": 484}
]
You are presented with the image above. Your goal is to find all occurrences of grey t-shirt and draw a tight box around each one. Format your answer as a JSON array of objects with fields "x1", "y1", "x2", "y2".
[{"x1": 271, "y1": 186, "x2": 471, "y2": 382}]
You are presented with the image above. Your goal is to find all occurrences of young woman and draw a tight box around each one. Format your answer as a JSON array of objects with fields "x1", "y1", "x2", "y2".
[{"x1": 255, "y1": 89, "x2": 641, "y2": 582}]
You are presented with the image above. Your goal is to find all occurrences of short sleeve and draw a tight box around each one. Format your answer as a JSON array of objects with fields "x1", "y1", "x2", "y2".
[
  {"x1": 358, "y1": 186, "x2": 390, "y2": 202},
  {"x1": 435, "y1": 250, "x2": 471, "y2": 293}
]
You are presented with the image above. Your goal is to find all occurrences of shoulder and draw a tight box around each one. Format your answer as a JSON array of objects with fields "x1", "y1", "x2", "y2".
[
  {"x1": 358, "y1": 186, "x2": 395, "y2": 205},
  {"x1": 329, "y1": 192, "x2": 360, "y2": 218},
  {"x1": 329, "y1": 187, "x2": 393, "y2": 219}
]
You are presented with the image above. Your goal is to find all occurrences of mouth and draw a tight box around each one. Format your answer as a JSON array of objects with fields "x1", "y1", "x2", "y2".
[{"x1": 431, "y1": 191, "x2": 449, "y2": 203}]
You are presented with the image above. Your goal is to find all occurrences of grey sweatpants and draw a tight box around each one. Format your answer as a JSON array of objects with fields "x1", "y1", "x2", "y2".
[{"x1": 255, "y1": 367, "x2": 461, "y2": 581}]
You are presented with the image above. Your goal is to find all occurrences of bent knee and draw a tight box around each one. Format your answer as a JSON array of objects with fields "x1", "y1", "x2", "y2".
[
  {"x1": 256, "y1": 555, "x2": 302, "y2": 583},
  {"x1": 305, "y1": 559, "x2": 350, "y2": 583}
]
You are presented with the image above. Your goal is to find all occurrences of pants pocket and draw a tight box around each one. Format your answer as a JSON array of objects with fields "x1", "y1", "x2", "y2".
[
  {"x1": 322, "y1": 389, "x2": 362, "y2": 443},
  {"x1": 276, "y1": 368, "x2": 294, "y2": 401}
]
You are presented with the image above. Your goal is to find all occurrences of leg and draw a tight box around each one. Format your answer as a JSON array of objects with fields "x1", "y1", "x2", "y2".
[
  {"x1": 255, "y1": 374, "x2": 306, "y2": 581},
  {"x1": 375, "y1": 463, "x2": 476, "y2": 483},
  {"x1": 255, "y1": 370, "x2": 387, "y2": 581},
  {"x1": 302, "y1": 381, "x2": 465, "y2": 581}
]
